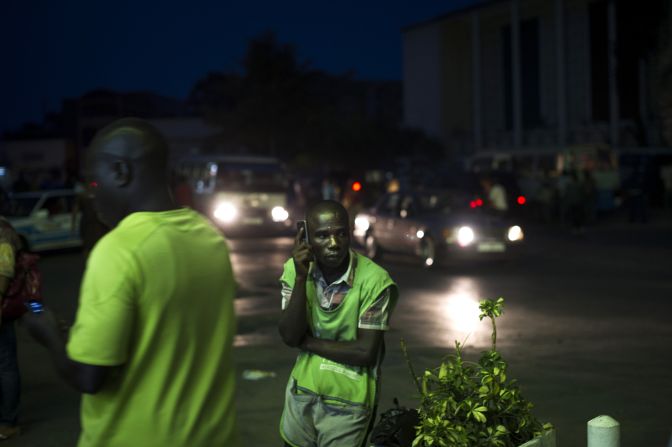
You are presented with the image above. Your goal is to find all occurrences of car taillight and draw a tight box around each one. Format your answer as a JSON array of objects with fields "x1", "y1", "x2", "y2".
[
  {"x1": 517, "y1": 195, "x2": 526, "y2": 205},
  {"x1": 469, "y1": 198, "x2": 484, "y2": 208}
]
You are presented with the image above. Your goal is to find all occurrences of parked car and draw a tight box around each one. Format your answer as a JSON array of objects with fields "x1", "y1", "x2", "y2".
[
  {"x1": 2, "y1": 189, "x2": 82, "y2": 252},
  {"x1": 353, "y1": 189, "x2": 525, "y2": 266}
]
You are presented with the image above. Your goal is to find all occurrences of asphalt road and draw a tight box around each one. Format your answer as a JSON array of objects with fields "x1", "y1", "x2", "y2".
[{"x1": 4, "y1": 213, "x2": 672, "y2": 446}]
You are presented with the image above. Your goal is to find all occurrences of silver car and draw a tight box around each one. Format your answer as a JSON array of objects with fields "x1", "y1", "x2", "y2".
[
  {"x1": 353, "y1": 190, "x2": 524, "y2": 267},
  {"x1": 3, "y1": 189, "x2": 82, "y2": 252}
]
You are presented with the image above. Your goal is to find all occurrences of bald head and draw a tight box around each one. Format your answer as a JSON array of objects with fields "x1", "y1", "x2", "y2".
[
  {"x1": 307, "y1": 200, "x2": 349, "y2": 228},
  {"x1": 90, "y1": 117, "x2": 169, "y2": 166},
  {"x1": 85, "y1": 118, "x2": 176, "y2": 227}
]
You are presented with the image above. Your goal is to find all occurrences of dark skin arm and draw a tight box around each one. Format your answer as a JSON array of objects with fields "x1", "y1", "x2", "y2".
[
  {"x1": 278, "y1": 227, "x2": 312, "y2": 347},
  {"x1": 301, "y1": 328, "x2": 384, "y2": 367},
  {"x1": 0, "y1": 275, "x2": 10, "y2": 325},
  {"x1": 21, "y1": 309, "x2": 115, "y2": 394}
]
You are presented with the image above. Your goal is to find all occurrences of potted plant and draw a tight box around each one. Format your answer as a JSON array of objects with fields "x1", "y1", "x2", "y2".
[{"x1": 384, "y1": 298, "x2": 555, "y2": 447}]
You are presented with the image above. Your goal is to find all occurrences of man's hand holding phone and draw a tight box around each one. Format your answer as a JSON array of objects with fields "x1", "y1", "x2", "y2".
[{"x1": 293, "y1": 220, "x2": 313, "y2": 278}]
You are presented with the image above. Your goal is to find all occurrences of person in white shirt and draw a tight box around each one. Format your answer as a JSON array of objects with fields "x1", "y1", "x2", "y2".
[{"x1": 480, "y1": 175, "x2": 508, "y2": 212}]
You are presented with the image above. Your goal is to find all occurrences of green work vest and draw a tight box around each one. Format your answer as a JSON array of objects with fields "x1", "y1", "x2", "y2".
[{"x1": 280, "y1": 252, "x2": 397, "y2": 408}]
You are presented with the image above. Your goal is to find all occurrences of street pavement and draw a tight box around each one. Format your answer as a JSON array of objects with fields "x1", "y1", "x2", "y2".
[{"x1": 3, "y1": 210, "x2": 672, "y2": 446}]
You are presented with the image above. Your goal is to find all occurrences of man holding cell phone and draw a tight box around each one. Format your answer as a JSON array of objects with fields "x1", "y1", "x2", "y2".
[{"x1": 278, "y1": 200, "x2": 398, "y2": 447}]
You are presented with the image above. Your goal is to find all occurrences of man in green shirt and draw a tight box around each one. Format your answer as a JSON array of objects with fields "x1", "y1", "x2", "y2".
[
  {"x1": 278, "y1": 201, "x2": 398, "y2": 447},
  {"x1": 22, "y1": 118, "x2": 239, "y2": 446}
]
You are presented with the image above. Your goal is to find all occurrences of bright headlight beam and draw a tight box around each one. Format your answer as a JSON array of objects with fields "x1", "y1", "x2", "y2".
[
  {"x1": 416, "y1": 230, "x2": 425, "y2": 239},
  {"x1": 213, "y1": 202, "x2": 238, "y2": 223},
  {"x1": 354, "y1": 216, "x2": 370, "y2": 232},
  {"x1": 271, "y1": 206, "x2": 289, "y2": 222},
  {"x1": 507, "y1": 225, "x2": 524, "y2": 242},
  {"x1": 457, "y1": 226, "x2": 475, "y2": 247}
]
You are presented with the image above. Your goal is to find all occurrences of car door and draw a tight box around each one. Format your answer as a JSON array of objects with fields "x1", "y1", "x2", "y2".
[
  {"x1": 374, "y1": 193, "x2": 401, "y2": 250},
  {"x1": 397, "y1": 193, "x2": 422, "y2": 254},
  {"x1": 31, "y1": 193, "x2": 79, "y2": 250}
]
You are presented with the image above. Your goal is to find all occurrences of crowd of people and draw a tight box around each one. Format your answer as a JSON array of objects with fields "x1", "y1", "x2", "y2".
[{"x1": 0, "y1": 118, "x2": 398, "y2": 446}]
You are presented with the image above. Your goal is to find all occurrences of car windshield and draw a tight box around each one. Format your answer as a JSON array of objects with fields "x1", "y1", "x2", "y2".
[
  {"x1": 1, "y1": 197, "x2": 39, "y2": 217},
  {"x1": 217, "y1": 163, "x2": 287, "y2": 192},
  {"x1": 416, "y1": 191, "x2": 471, "y2": 214}
]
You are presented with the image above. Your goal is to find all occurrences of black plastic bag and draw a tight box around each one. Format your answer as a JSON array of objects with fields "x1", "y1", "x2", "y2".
[{"x1": 369, "y1": 398, "x2": 419, "y2": 447}]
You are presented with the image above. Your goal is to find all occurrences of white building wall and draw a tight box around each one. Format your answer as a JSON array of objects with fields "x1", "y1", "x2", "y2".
[{"x1": 402, "y1": 23, "x2": 442, "y2": 138}]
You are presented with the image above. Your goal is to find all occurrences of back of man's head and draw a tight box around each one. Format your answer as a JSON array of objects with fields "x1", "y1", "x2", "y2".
[
  {"x1": 90, "y1": 118, "x2": 169, "y2": 168},
  {"x1": 86, "y1": 118, "x2": 172, "y2": 227}
]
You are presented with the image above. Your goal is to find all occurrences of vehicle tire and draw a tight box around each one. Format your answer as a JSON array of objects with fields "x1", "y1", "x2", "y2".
[
  {"x1": 365, "y1": 232, "x2": 381, "y2": 260},
  {"x1": 419, "y1": 236, "x2": 436, "y2": 268}
]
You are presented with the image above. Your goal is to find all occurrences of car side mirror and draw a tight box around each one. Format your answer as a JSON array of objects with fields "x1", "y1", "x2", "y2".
[{"x1": 34, "y1": 209, "x2": 49, "y2": 219}]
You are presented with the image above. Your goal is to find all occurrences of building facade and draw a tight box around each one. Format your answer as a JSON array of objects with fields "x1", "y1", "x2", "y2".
[{"x1": 403, "y1": 0, "x2": 669, "y2": 157}]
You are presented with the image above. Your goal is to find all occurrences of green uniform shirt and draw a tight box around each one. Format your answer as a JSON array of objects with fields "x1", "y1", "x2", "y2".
[
  {"x1": 67, "y1": 209, "x2": 238, "y2": 447},
  {"x1": 280, "y1": 252, "x2": 398, "y2": 407}
]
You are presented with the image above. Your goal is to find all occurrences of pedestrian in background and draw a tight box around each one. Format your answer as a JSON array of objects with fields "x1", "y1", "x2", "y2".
[
  {"x1": 480, "y1": 174, "x2": 508, "y2": 213},
  {"x1": 22, "y1": 118, "x2": 239, "y2": 447},
  {"x1": 278, "y1": 201, "x2": 398, "y2": 447},
  {"x1": 0, "y1": 218, "x2": 24, "y2": 440},
  {"x1": 71, "y1": 178, "x2": 109, "y2": 258}
]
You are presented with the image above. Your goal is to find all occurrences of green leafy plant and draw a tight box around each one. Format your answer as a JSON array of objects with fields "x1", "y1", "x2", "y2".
[{"x1": 402, "y1": 298, "x2": 552, "y2": 447}]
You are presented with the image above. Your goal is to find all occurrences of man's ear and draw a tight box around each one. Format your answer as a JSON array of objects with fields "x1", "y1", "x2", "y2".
[{"x1": 111, "y1": 160, "x2": 132, "y2": 187}]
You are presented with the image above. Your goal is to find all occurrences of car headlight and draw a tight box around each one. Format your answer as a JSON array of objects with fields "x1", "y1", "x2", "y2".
[
  {"x1": 507, "y1": 225, "x2": 524, "y2": 242},
  {"x1": 271, "y1": 206, "x2": 289, "y2": 222},
  {"x1": 354, "y1": 216, "x2": 370, "y2": 232},
  {"x1": 213, "y1": 202, "x2": 238, "y2": 223},
  {"x1": 457, "y1": 226, "x2": 475, "y2": 247}
]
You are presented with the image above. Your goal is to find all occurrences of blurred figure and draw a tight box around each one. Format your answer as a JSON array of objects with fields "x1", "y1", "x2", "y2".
[
  {"x1": 341, "y1": 179, "x2": 365, "y2": 228},
  {"x1": 0, "y1": 219, "x2": 23, "y2": 440},
  {"x1": 386, "y1": 176, "x2": 400, "y2": 193},
  {"x1": 39, "y1": 168, "x2": 64, "y2": 190},
  {"x1": 11, "y1": 171, "x2": 30, "y2": 193},
  {"x1": 554, "y1": 170, "x2": 571, "y2": 224},
  {"x1": 661, "y1": 163, "x2": 672, "y2": 209},
  {"x1": 22, "y1": 118, "x2": 239, "y2": 447},
  {"x1": 536, "y1": 171, "x2": 554, "y2": 224},
  {"x1": 171, "y1": 171, "x2": 194, "y2": 208},
  {"x1": 582, "y1": 170, "x2": 597, "y2": 224},
  {"x1": 623, "y1": 165, "x2": 649, "y2": 223},
  {"x1": 565, "y1": 172, "x2": 586, "y2": 235},
  {"x1": 480, "y1": 174, "x2": 508, "y2": 213},
  {"x1": 321, "y1": 177, "x2": 340, "y2": 201},
  {"x1": 72, "y1": 180, "x2": 110, "y2": 258}
]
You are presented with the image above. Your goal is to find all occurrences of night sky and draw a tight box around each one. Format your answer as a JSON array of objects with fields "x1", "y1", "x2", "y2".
[{"x1": 1, "y1": 0, "x2": 482, "y2": 134}]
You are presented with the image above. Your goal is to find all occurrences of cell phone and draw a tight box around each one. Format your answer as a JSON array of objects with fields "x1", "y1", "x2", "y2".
[
  {"x1": 24, "y1": 300, "x2": 44, "y2": 314},
  {"x1": 296, "y1": 220, "x2": 310, "y2": 245}
]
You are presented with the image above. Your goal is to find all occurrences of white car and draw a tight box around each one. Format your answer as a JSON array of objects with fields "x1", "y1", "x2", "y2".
[{"x1": 3, "y1": 189, "x2": 82, "y2": 252}]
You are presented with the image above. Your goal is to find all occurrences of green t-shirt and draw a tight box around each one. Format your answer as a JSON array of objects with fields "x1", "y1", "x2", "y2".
[{"x1": 67, "y1": 208, "x2": 238, "y2": 447}]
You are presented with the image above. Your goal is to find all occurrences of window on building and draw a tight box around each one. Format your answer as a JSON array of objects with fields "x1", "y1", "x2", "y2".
[
  {"x1": 589, "y1": 0, "x2": 609, "y2": 122},
  {"x1": 503, "y1": 18, "x2": 542, "y2": 130}
]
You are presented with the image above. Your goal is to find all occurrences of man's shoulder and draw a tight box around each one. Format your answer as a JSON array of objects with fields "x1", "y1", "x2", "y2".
[
  {"x1": 354, "y1": 252, "x2": 389, "y2": 275},
  {"x1": 353, "y1": 253, "x2": 395, "y2": 288}
]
